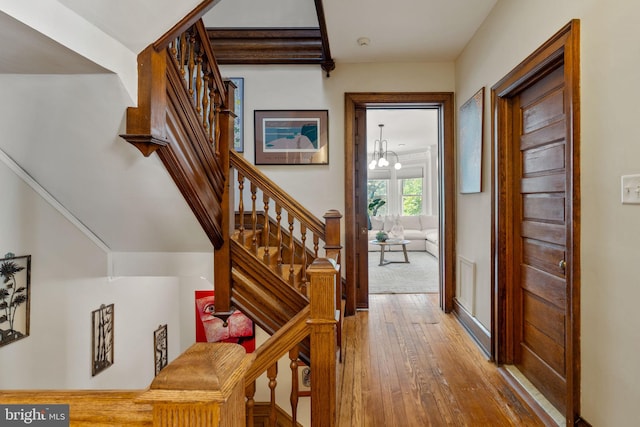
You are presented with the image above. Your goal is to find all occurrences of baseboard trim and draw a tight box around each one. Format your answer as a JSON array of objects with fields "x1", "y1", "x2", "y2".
[
  {"x1": 452, "y1": 299, "x2": 491, "y2": 357},
  {"x1": 575, "y1": 416, "x2": 592, "y2": 427},
  {"x1": 498, "y1": 367, "x2": 560, "y2": 427}
]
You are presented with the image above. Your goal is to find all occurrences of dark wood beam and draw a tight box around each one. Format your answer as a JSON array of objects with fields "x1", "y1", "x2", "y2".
[
  {"x1": 207, "y1": 1, "x2": 335, "y2": 76},
  {"x1": 314, "y1": 0, "x2": 335, "y2": 76}
]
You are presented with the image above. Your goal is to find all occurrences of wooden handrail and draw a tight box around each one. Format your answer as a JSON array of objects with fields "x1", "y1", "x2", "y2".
[
  {"x1": 153, "y1": 0, "x2": 218, "y2": 50},
  {"x1": 245, "y1": 305, "x2": 311, "y2": 384},
  {"x1": 231, "y1": 150, "x2": 326, "y2": 239},
  {"x1": 194, "y1": 20, "x2": 226, "y2": 107},
  {"x1": 0, "y1": 345, "x2": 253, "y2": 427}
]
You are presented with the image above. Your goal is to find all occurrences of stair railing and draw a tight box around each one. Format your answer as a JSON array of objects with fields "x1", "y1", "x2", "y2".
[
  {"x1": 120, "y1": 3, "x2": 342, "y2": 425},
  {"x1": 230, "y1": 150, "x2": 342, "y2": 297},
  {"x1": 243, "y1": 257, "x2": 339, "y2": 427},
  {"x1": 121, "y1": 4, "x2": 234, "y2": 252}
]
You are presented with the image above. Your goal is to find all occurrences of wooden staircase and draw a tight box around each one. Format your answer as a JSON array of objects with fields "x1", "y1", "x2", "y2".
[
  {"x1": 1, "y1": 3, "x2": 342, "y2": 426},
  {"x1": 121, "y1": 1, "x2": 342, "y2": 425}
]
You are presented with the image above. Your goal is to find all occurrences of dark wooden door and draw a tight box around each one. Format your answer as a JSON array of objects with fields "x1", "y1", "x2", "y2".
[
  {"x1": 513, "y1": 65, "x2": 569, "y2": 413},
  {"x1": 355, "y1": 107, "x2": 369, "y2": 308}
]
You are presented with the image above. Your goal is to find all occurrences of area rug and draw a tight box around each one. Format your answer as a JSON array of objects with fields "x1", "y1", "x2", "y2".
[{"x1": 368, "y1": 251, "x2": 439, "y2": 294}]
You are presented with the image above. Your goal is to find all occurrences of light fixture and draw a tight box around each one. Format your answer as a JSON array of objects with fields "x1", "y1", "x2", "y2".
[{"x1": 369, "y1": 124, "x2": 402, "y2": 170}]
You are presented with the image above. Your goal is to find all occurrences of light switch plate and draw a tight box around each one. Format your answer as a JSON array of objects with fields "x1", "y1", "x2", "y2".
[{"x1": 621, "y1": 174, "x2": 640, "y2": 204}]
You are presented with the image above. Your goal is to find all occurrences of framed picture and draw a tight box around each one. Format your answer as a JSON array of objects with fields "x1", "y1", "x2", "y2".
[
  {"x1": 154, "y1": 324, "x2": 168, "y2": 376},
  {"x1": 229, "y1": 77, "x2": 244, "y2": 152},
  {"x1": 458, "y1": 87, "x2": 484, "y2": 193},
  {"x1": 297, "y1": 360, "x2": 311, "y2": 396},
  {"x1": 92, "y1": 303, "x2": 114, "y2": 376},
  {"x1": 0, "y1": 254, "x2": 31, "y2": 348},
  {"x1": 254, "y1": 110, "x2": 329, "y2": 165},
  {"x1": 194, "y1": 290, "x2": 255, "y2": 353}
]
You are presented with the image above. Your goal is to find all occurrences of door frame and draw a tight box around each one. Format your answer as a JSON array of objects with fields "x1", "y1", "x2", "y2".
[
  {"x1": 492, "y1": 20, "x2": 580, "y2": 422},
  {"x1": 344, "y1": 92, "x2": 456, "y2": 315}
]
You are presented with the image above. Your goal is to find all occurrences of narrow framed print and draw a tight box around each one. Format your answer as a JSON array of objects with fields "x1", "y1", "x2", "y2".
[
  {"x1": 229, "y1": 77, "x2": 244, "y2": 152},
  {"x1": 0, "y1": 254, "x2": 31, "y2": 347},
  {"x1": 92, "y1": 303, "x2": 114, "y2": 376},
  {"x1": 254, "y1": 110, "x2": 329, "y2": 165},
  {"x1": 154, "y1": 324, "x2": 168, "y2": 376},
  {"x1": 297, "y1": 360, "x2": 311, "y2": 396}
]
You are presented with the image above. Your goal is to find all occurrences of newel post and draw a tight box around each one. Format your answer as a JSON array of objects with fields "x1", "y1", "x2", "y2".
[
  {"x1": 213, "y1": 79, "x2": 236, "y2": 313},
  {"x1": 137, "y1": 343, "x2": 253, "y2": 427},
  {"x1": 307, "y1": 258, "x2": 339, "y2": 427},
  {"x1": 120, "y1": 45, "x2": 170, "y2": 157},
  {"x1": 323, "y1": 209, "x2": 342, "y2": 262}
]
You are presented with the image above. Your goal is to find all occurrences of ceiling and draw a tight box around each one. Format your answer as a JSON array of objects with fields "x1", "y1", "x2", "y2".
[
  {"x1": 204, "y1": 0, "x2": 497, "y2": 63},
  {"x1": 1, "y1": 0, "x2": 497, "y2": 74},
  {"x1": 366, "y1": 109, "x2": 439, "y2": 158}
]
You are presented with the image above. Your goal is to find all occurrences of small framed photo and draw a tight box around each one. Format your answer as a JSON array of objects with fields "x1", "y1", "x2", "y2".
[
  {"x1": 297, "y1": 360, "x2": 311, "y2": 396},
  {"x1": 0, "y1": 254, "x2": 31, "y2": 348},
  {"x1": 254, "y1": 110, "x2": 329, "y2": 165},
  {"x1": 92, "y1": 303, "x2": 114, "y2": 376},
  {"x1": 154, "y1": 324, "x2": 168, "y2": 376},
  {"x1": 229, "y1": 77, "x2": 244, "y2": 152}
]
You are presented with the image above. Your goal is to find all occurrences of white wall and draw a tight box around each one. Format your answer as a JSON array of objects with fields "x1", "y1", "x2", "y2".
[
  {"x1": 220, "y1": 62, "x2": 454, "y2": 223},
  {"x1": 456, "y1": 0, "x2": 640, "y2": 424},
  {"x1": 0, "y1": 158, "x2": 212, "y2": 389}
]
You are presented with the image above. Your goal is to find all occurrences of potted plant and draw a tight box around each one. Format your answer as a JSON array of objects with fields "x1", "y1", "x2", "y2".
[
  {"x1": 375, "y1": 230, "x2": 389, "y2": 242},
  {"x1": 367, "y1": 198, "x2": 386, "y2": 230}
]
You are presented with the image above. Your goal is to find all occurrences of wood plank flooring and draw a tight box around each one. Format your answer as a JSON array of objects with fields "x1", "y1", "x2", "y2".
[{"x1": 337, "y1": 294, "x2": 544, "y2": 426}]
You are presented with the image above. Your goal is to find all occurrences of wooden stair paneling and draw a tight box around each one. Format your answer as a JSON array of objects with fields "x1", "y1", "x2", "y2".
[
  {"x1": 230, "y1": 240, "x2": 308, "y2": 324},
  {"x1": 230, "y1": 267, "x2": 312, "y2": 360}
]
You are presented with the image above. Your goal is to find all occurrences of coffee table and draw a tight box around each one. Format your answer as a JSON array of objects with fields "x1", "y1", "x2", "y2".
[{"x1": 369, "y1": 239, "x2": 411, "y2": 266}]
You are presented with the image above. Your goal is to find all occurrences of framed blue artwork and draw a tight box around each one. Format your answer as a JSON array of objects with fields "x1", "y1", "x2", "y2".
[
  {"x1": 254, "y1": 110, "x2": 329, "y2": 165},
  {"x1": 459, "y1": 87, "x2": 484, "y2": 193}
]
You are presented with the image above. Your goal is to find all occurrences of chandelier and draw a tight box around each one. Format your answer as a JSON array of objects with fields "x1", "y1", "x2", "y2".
[{"x1": 369, "y1": 124, "x2": 402, "y2": 170}]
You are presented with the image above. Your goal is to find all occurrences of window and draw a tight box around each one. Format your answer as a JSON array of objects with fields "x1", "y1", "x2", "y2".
[
  {"x1": 367, "y1": 179, "x2": 388, "y2": 216},
  {"x1": 401, "y1": 178, "x2": 423, "y2": 215}
]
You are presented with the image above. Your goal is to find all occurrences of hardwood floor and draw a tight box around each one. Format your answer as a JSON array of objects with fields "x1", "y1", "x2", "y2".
[{"x1": 336, "y1": 294, "x2": 544, "y2": 426}]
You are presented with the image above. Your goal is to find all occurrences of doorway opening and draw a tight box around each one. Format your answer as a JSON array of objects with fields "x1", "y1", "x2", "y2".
[
  {"x1": 365, "y1": 108, "x2": 440, "y2": 296},
  {"x1": 344, "y1": 92, "x2": 455, "y2": 316}
]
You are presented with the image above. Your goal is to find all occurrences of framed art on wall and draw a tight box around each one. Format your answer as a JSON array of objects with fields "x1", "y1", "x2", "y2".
[
  {"x1": 229, "y1": 77, "x2": 244, "y2": 152},
  {"x1": 297, "y1": 360, "x2": 311, "y2": 396},
  {"x1": 194, "y1": 290, "x2": 255, "y2": 353},
  {"x1": 154, "y1": 324, "x2": 168, "y2": 376},
  {"x1": 254, "y1": 110, "x2": 329, "y2": 165},
  {"x1": 92, "y1": 303, "x2": 114, "y2": 376},
  {"x1": 0, "y1": 253, "x2": 31, "y2": 348},
  {"x1": 458, "y1": 87, "x2": 484, "y2": 194}
]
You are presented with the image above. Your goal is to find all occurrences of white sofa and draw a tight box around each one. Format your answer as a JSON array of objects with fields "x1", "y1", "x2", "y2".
[{"x1": 368, "y1": 215, "x2": 439, "y2": 257}]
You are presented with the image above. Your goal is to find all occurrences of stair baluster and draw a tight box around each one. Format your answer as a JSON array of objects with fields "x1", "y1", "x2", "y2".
[
  {"x1": 289, "y1": 347, "x2": 301, "y2": 426},
  {"x1": 300, "y1": 224, "x2": 309, "y2": 295},
  {"x1": 246, "y1": 380, "x2": 256, "y2": 427},
  {"x1": 275, "y1": 204, "x2": 283, "y2": 268},
  {"x1": 313, "y1": 235, "x2": 319, "y2": 258},
  {"x1": 288, "y1": 213, "x2": 296, "y2": 287},
  {"x1": 238, "y1": 172, "x2": 245, "y2": 237},
  {"x1": 268, "y1": 363, "x2": 278, "y2": 427},
  {"x1": 262, "y1": 194, "x2": 271, "y2": 264},
  {"x1": 251, "y1": 183, "x2": 258, "y2": 254}
]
